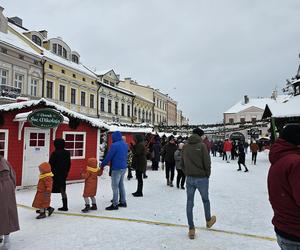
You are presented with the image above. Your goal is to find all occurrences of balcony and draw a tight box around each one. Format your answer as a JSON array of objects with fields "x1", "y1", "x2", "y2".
[{"x1": 0, "y1": 84, "x2": 21, "y2": 99}]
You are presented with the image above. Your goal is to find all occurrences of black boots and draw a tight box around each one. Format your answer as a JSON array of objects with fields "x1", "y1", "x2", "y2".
[
  {"x1": 81, "y1": 204, "x2": 91, "y2": 213},
  {"x1": 58, "y1": 198, "x2": 68, "y2": 211},
  {"x1": 91, "y1": 204, "x2": 97, "y2": 210},
  {"x1": 132, "y1": 192, "x2": 143, "y2": 197},
  {"x1": 36, "y1": 212, "x2": 46, "y2": 219},
  {"x1": 105, "y1": 204, "x2": 118, "y2": 210}
]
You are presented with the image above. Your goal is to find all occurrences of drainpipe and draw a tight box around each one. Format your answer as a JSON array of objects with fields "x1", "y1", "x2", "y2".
[
  {"x1": 96, "y1": 81, "x2": 101, "y2": 118},
  {"x1": 131, "y1": 95, "x2": 136, "y2": 123},
  {"x1": 41, "y1": 58, "x2": 46, "y2": 98}
]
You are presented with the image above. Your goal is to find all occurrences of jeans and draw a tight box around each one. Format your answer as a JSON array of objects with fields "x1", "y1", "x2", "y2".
[
  {"x1": 111, "y1": 169, "x2": 126, "y2": 206},
  {"x1": 176, "y1": 169, "x2": 186, "y2": 188},
  {"x1": 186, "y1": 176, "x2": 211, "y2": 229},
  {"x1": 277, "y1": 234, "x2": 300, "y2": 250},
  {"x1": 165, "y1": 162, "x2": 175, "y2": 181}
]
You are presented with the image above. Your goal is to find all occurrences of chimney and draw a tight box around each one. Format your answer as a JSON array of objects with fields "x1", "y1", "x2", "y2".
[
  {"x1": 9, "y1": 16, "x2": 23, "y2": 27},
  {"x1": 0, "y1": 6, "x2": 8, "y2": 34},
  {"x1": 39, "y1": 30, "x2": 48, "y2": 39},
  {"x1": 244, "y1": 95, "x2": 249, "y2": 104}
]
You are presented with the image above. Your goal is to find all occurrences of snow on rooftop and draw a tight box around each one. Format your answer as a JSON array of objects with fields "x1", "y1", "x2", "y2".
[
  {"x1": 224, "y1": 95, "x2": 289, "y2": 114},
  {"x1": 0, "y1": 98, "x2": 110, "y2": 129},
  {"x1": 95, "y1": 69, "x2": 112, "y2": 76},
  {"x1": 266, "y1": 94, "x2": 300, "y2": 118},
  {"x1": 102, "y1": 82, "x2": 134, "y2": 96}
]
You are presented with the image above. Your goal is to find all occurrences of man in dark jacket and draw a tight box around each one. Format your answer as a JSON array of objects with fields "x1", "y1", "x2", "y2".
[
  {"x1": 49, "y1": 138, "x2": 71, "y2": 211},
  {"x1": 164, "y1": 136, "x2": 177, "y2": 187},
  {"x1": 132, "y1": 134, "x2": 147, "y2": 197},
  {"x1": 182, "y1": 128, "x2": 216, "y2": 239},
  {"x1": 268, "y1": 124, "x2": 300, "y2": 249},
  {"x1": 100, "y1": 131, "x2": 128, "y2": 210}
]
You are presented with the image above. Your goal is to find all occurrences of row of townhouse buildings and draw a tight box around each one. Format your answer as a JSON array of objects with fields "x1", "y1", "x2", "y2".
[{"x1": 0, "y1": 7, "x2": 188, "y2": 126}]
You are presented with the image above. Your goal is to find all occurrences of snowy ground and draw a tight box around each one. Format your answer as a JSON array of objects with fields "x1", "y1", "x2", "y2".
[{"x1": 6, "y1": 151, "x2": 278, "y2": 250}]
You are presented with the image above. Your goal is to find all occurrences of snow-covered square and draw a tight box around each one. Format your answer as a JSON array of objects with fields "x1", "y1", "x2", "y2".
[{"x1": 10, "y1": 151, "x2": 277, "y2": 250}]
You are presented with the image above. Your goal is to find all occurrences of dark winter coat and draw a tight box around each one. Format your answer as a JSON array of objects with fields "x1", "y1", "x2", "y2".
[
  {"x1": 132, "y1": 135, "x2": 147, "y2": 172},
  {"x1": 182, "y1": 134, "x2": 211, "y2": 178},
  {"x1": 49, "y1": 138, "x2": 71, "y2": 193},
  {"x1": 238, "y1": 144, "x2": 245, "y2": 164},
  {"x1": 164, "y1": 143, "x2": 177, "y2": 165},
  {"x1": 268, "y1": 138, "x2": 300, "y2": 239},
  {"x1": 101, "y1": 131, "x2": 128, "y2": 170},
  {"x1": 152, "y1": 141, "x2": 161, "y2": 162},
  {"x1": 0, "y1": 156, "x2": 19, "y2": 235}
]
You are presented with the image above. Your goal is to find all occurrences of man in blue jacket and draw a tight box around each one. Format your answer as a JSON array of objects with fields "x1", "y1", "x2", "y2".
[{"x1": 100, "y1": 131, "x2": 128, "y2": 210}]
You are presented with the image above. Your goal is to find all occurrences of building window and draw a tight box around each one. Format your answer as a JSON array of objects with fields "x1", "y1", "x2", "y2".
[
  {"x1": 82, "y1": 78, "x2": 86, "y2": 82},
  {"x1": 61, "y1": 69, "x2": 65, "y2": 74},
  {"x1": 63, "y1": 132, "x2": 86, "y2": 159},
  {"x1": 0, "y1": 68, "x2": 8, "y2": 85},
  {"x1": 121, "y1": 103, "x2": 125, "y2": 116},
  {"x1": 32, "y1": 35, "x2": 41, "y2": 46},
  {"x1": 149, "y1": 112, "x2": 152, "y2": 122},
  {"x1": 104, "y1": 79, "x2": 109, "y2": 84},
  {"x1": 63, "y1": 48, "x2": 67, "y2": 59},
  {"x1": 100, "y1": 97, "x2": 105, "y2": 112},
  {"x1": 251, "y1": 117, "x2": 257, "y2": 124},
  {"x1": 14, "y1": 73, "x2": 24, "y2": 90},
  {"x1": 49, "y1": 64, "x2": 53, "y2": 69},
  {"x1": 52, "y1": 44, "x2": 57, "y2": 53},
  {"x1": 142, "y1": 109, "x2": 145, "y2": 119},
  {"x1": 73, "y1": 74, "x2": 76, "y2": 78},
  {"x1": 57, "y1": 44, "x2": 62, "y2": 56},
  {"x1": 81, "y1": 91, "x2": 86, "y2": 106},
  {"x1": 240, "y1": 117, "x2": 246, "y2": 124},
  {"x1": 110, "y1": 82, "x2": 115, "y2": 87},
  {"x1": 146, "y1": 111, "x2": 148, "y2": 120},
  {"x1": 90, "y1": 94, "x2": 94, "y2": 109},
  {"x1": 115, "y1": 102, "x2": 119, "y2": 115},
  {"x1": 19, "y1": 54, "x2": 24, "y2": 60},
  {"x1": 138, "y1": 108, "x2": 141, "y2": 119},
  {"x1": 71, "y1": 88, "x2": 76, "y2": 104},
  {"x1": 134, "y1": 107, "x2": 137, "y2": 116},
  {"x1": 229, "y1": 118, "x2": 234, "y2": 124},
  {"x1": 127, "y1": 105, "x2": 130, "y2": 117},
  {"x1": 46, "y1": 81, "x2": 53, "y2": 98},
  {"x1": 108, "y1": 99, "x2": 112, "y2": 113},
  {"x1": 59, "y1": 85, "x2": 65, "y2": 102},
  {"x1": 34, "y1": 60, "x2": 39, "y2": 65},
  {"x1": 1, "y1": 48, "x2": 7, "y2": 54},
  {"x1": 29, "y1": 132, "x2": 45, "y2": 147},
  {"x1": 72, "y1": 54, "x2": 79, "y2": 64},
  {"x1": 0, "y1": 130, "x2": 9, "y2": 159},
  {"x1": 30, "y1": 78, "x2": 38, "y2": 96}
]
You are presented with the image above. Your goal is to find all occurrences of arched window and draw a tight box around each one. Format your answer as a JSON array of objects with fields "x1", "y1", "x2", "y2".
[
  {"x1": 63, "y1": 48, "x2": 67, "y2": 59},
  {"x1": 134, "y1": 107, "x2": 137, "y2": 116},
  {"x1": 138, "y1": 108, "x2": 141, "y2": 119},
  {"x1": 72, "y1": 54, "x2": 79, "y2": 64},
  {"x1": 32, "y1": 35, "x2": 41, "y2": 46}
]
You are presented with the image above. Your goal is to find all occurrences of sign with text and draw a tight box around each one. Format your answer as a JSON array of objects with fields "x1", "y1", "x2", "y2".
[{"x1": 27, "y1": 109, "x2": 64, "y2": 128}]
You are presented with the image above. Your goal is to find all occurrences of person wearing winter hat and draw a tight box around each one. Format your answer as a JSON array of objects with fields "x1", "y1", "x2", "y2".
[
  {"x1": 81, "y1": 158, "x2": 101, "y2": 213},
  {"x1": 182, "y1": 128, "x2": 216, "y2": 239},
  {"x1": 32, "y1": 162, "x2": 55, "y2": 219},
  {"x1": 268, "y1": 123, "x2": 300, "y2": 249}
]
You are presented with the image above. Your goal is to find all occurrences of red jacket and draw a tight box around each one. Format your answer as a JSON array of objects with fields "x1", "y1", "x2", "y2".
[
  {"x1": 223, "y1": 140, "x2": 232, "y2": 152},
  {"x1": 268, "y1": 139, "x2": 300, "y2": 238}
]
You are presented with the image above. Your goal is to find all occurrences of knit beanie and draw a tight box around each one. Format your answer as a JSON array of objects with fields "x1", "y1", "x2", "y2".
[
  {"x1": 280, "y1": 124, "x2": 300, "y2": 146},
  {"x1": 192, "y1": 127, "x2": 204, "y2": 137}
]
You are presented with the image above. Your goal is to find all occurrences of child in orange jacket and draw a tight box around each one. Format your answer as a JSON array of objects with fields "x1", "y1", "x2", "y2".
[
  {"x1": 81, "y1": 158, "x2": 100, "y2": 213},
  {"x1": 32, "y1": 162, "x2": 54, "y2": 219}
]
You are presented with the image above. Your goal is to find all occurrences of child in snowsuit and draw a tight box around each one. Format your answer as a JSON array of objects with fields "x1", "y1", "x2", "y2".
[
  {"x1": 81, "y1": 158, "x2": 100, "y2": 213},
  {"x1": 237, "y1": 143, "x2": 248, "y2": 172},
  {"x1": 32, "y1": 162, "x2": 55, "y2": 219}
]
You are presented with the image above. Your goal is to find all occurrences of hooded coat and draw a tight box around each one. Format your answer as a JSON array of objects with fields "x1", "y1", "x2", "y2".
[
  {"x1": 268, "y1": 138, "x2": 300, "y2": 239},
  {"x1": 101, "y1": 131, "x2": 128, "y2": 170},
  {"x1": 182, "y1": 134, "x2": 211, "y2": 178},
  {"x1": 82, "y1": 158, "x2": 100, "y2": 197},
  {"x1": 32, "y1": 162, "x2": 53, "y2": 209},
  {"x1": 0, "y1": 156, "x2": 19, "y2": 235},
  {"x1": 132, "y1": 134, "x2": 147, "y2": 172},
  {"x1": 49, "y1": 138, "x2": 71, "y2": 193}
]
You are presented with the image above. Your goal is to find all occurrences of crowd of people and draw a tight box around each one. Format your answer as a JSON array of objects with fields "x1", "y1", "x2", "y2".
[{"x1": 1, "y1": 124, "x2": 300, "y2": 249}]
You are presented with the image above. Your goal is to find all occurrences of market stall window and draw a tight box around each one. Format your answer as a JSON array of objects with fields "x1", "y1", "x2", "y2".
[
  {"x1": 63, "y1": 132, "x2": 86, "y2": 159},
  {"x1": 0, "y1": 130, "x2": 9, "y2": 159},
  {"x1": 29, "y1": 133, "x2": 45, "y2": 147}
]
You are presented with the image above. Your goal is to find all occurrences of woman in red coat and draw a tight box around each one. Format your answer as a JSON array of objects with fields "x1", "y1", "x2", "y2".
[
  {"x1": 32, "y1": 162, "x2": 54, "y2": 219},
  {"x1": 81, "y1": 158, "x2": 100, "y2": 213}
]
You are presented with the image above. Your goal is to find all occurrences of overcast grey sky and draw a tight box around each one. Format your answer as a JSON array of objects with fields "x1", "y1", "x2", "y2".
[{"x1": 2, "y1": 0, "x2": 300, "y2": 123}]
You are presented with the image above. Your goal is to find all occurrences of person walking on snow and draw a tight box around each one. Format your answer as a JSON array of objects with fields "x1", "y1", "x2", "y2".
[
  {"x1": 0, "y1": 156, "x2": 19, "y2": 248},
  {"x1": 49, "y1": 138, "x2": 71, "y2": 211},
  {"x1": 164, "y1": 136, "x2": 177, "y2": 187},
  {"x1": 250, "y1": 140, "x2": 259, "y2": 165},
  {"x1": 132, "y1": 134, "x2": 147, "y2": 197},
  {"x1": 268, "y1": 124, "x2": 300, "y2": 249},
  {"x1": 223, "y1": 139, "x2": 232, "y2": 163},
  {"x1": 182, "y1": 128, "x2": 216, "y2": 239},
  {"x1": 175, "y1": 142, "x2": 185, "y2": 189},
  {"x1": 237, "y1": 142, "x2": 248, "y2": 172},
  {"x1": 99, "y1": 131, "x2": 128, "y2": 210},
  {"x1": 81, "y1": 158, "x2": 101, "y2": 213}
]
